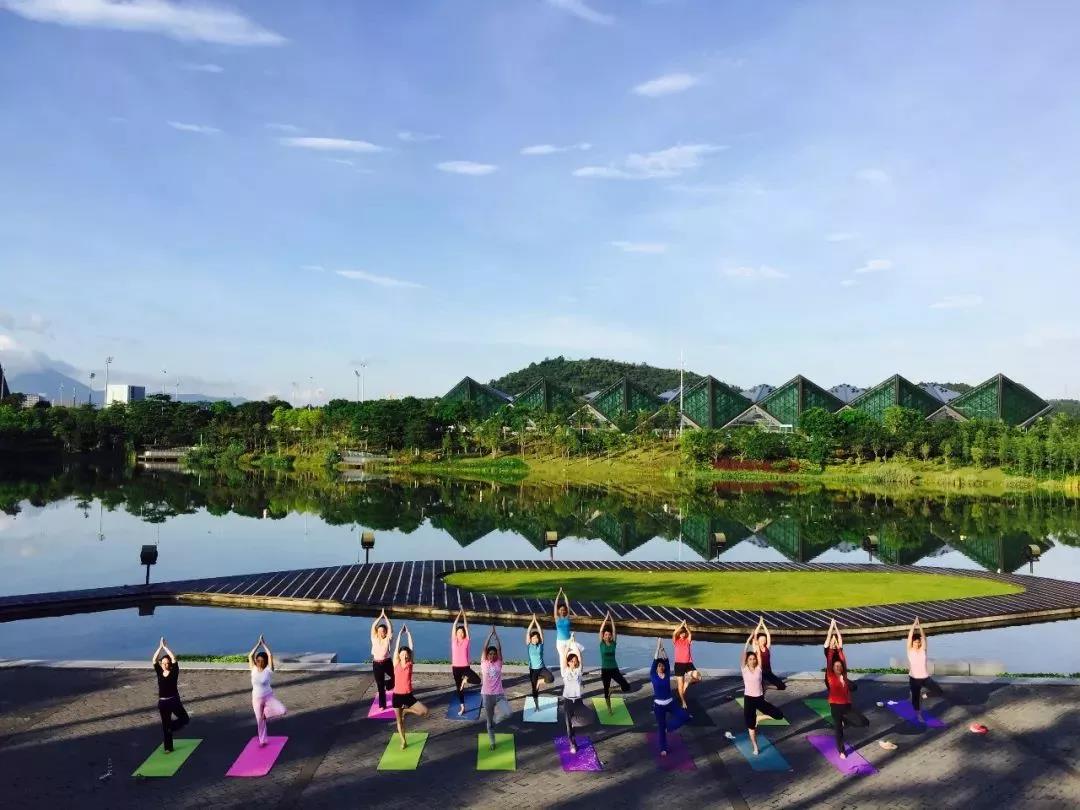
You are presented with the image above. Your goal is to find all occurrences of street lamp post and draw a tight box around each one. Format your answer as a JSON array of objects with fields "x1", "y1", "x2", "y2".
[
  {"x1": 354, "y1": 369, "x2": 361, "y2": 404},
  {"x1": 88, "y1": 371, "x2": 96, "y2": 405},
  {"x1": 104, "y1": 356, "x2": 113, "y2": 406}
]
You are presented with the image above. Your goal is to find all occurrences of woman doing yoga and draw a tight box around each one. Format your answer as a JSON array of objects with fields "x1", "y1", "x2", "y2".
[
  {"x1": 559, "y1": 632, "x2": 585, "y2": 755},
  {"x1": 371, "y1": 609, "x2": 394, "y2": 710},
  {"x1": 450, "y1": 608, "x2": 482, "y2": 715},
  {"x1": 249, "y1": 635, "x2": 287, "y2": 747},
  {"x1": 650, "y1": 639, "x2": 686, "y2": 757},
  {"x1": 753, "y1": 616, "x2": 786, "y2": 691},
  {"x1": 740, "y1": 633, "x2": 785, "y2": 755},
  {"x1": 480, "y1": 627, "x2": 505, "y2": 750},
  {"x1": 151, "y1": 637, "x2": 188, "y2": 753},
  {"x1": 393, "y1": 624, "x2": 429, "y2": 749},
  {"x1": 553, "y1": 588, "x2": 574, "y2": 660},
  {"x1": 671, "y1": 620, "x2": 701, "y2": 711},
  {"x1": 824, "y1": 619, "x2": 868, "y2": 758},
  {"x1": 906, "y1": 617, "x2": 943, "y2": 718},
  {"x1": 598, "y1": 611, "x2": 631, "y2": 713},
  {"x1": 525, "y1": 614, "x2": 554, "y2": 711}
]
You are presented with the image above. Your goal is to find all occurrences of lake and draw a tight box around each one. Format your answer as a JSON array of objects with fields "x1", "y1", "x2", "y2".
[{"x1": 2, "y1": 463, "x2": 1079, "y2": 674}]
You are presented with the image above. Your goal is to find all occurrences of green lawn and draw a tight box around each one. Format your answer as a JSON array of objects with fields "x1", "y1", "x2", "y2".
[{"x1": 443, "y1": 570, "x2": 1023, "y2": 611}]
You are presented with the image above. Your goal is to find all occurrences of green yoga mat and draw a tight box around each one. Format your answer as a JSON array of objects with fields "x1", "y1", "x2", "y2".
[
  {"x1": 591, "y1": 696, "x2": 633, "y2": 726},
  {"x1": 736, "y1": 698, "x2": 789, "y2": 726},
  {"x1": 132, "y1": 739, "x2": 202, "y2": 777},
  {"x1": 477, "y1": 733, "x2": 516, "y2": 771},
  {"x1": 803, "y1": 698, "x2": 834, "y2": 724},
  {"x1": 378, "y1": 733, "x2": 429, "y2": 770}
]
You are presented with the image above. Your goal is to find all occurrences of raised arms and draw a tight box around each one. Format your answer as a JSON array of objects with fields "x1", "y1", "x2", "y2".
[
  {"x1": 742, "y1": 632, "x2": 755, "y2": 667},
  {"x1": 526, "y1": 613, "x2": 543, "y2": 646},
  {"x1": 759, "y1": 616, "x2": 772, "y2": 648},
  {"x1": 485, "y1": 626, "x2": 502, "y2": 661},
  {"x1": 908, "y1": 617, "x2": 925, "y2": 650},
  {"x1": 152, "y1": 636, "x2": 174, "y2": 665},
  {"x1": 372, "y1": 609, "x2": 392, "y2": 639},
  {"x1": 598, "y1": 611, "x2": 615, "y2": 642},
  {"x1": 451, "y1": 608, "x2": 467, "y2": 640},
  {"x1": 249, "y1": 635, "x2": 273, "y2": 670},
  {"x1": 553, "y1": 588, "x2": 570, "y2": 621},
  {"x1": 396, "y1": 624, "x2": 413, "y2": 659}
]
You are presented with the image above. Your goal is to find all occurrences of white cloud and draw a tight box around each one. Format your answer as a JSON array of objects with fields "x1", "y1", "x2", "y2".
[
  {"x1": 632, "y1": 73, "x2": 700, "y2": 97},
  {"x1": 546, "y1": 0, "x2": 613, "y2": 25},
  {"x1": 723, "y1": 265, "x2": 789, "y2": 280},
  {"x1": 521, "y1": 142, "x2": 592, "y2": 155},
  {"x1": 856, "y1": 167, "x2": 891, "y2": 184},
  {"x1": 575, "y1": 143, "x2": 724, "y2": 180},
  {"x1": 179, "y1": 62, "x2": 223, "y2": 73},
  {"x1": 336, "y1": 270, "x2": 424, "y2": 289},
  {"x1": 611, "y1": 241, "x2": 667, "y2": 254},
  {"x1": 167, "y1": 121, "x2": 220, "y2": 134},
  {"x1": 0, "y1": 334, "x2": 16, "y2": 351},
  {"x1": 397, "y1": 130, "x2": 441, "y2": 143},
  {"x1": 1, "y1": 0, "x2": 285, "y2": 46},
  {"x1": 436, "y1": 160, "x2": 498, "y2": 176},
  {"x1": 854, "y1": 258, "x2": 893, "y2": 274},
  {"x1": 929, "y1": 294, "x2": 983, "y2": 310},
  {"x1": 279, "y1": 137, "x2": 385, "y2": 153},
  {"x1": 826, "y1": 232, "x2": 859, "y2": 242},
  {"x1": 265, "y1": 123, "x2": 302, "y2": 133}
]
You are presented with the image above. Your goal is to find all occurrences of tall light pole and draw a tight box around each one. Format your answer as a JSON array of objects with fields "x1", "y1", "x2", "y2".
[
  {"x1": 175, "y1": 378, "x2": 180, "y2": 402},
  {"x1": 104, "y1": 356, "x2": 113, "y2": 406},
  {"x1": 59, "y1": 381, "x2": 64, "y2": 407},
  {"x1": 88, "y1": 371, "x2": 96, "y2": 405},
  {"x1": 308, "y1": 376, "x2": 314, "y2": 407},
  {"x1": 161, "y1": 369, "x2": 168, "y2": 398},
  {"x1": 353, "y1": 369, "x2": 361, "y2": 403}
]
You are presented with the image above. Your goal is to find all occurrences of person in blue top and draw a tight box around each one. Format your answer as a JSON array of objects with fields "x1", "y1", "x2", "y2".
[
  {"x1": 524, "y1": 613, "x2": 554, "y2": 711},
  {"x1": 650, "y1": 638, "x2": 687, "y2": 757},
  {"x1": 553, "y1": 587, "x2": 573, "y2": 660}
]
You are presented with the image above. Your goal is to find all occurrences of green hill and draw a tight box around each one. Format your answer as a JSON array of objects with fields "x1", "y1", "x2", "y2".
[{"x1": 490, "y1": 357, "x2": 704, "y2": 397}]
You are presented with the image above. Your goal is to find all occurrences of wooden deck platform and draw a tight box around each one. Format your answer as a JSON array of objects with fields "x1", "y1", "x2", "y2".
[{"x1": 3, "y1": 561, "x2": 1080, "y2": 641}]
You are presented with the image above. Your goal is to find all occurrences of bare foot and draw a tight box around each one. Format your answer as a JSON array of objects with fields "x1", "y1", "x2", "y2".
[
  {"x1": 458, "y1": 704, "x2": 465, "y2": 716},
  {"x1": 490, "y1": 742, "x2": 496, "y2": 750},
  {"x1": 839, "y1": 752, "x2": 847, "y2": 760},
  {"x1": 570, "y1": 744, "x2": 577, "y2": 755},
  {"x1": 753, "y1": 748, "x2": 760, "y2": 756},
  {"x1": 400, "y1": 740, "x2": 408, "y2": 750},
  {"x1": 660, "y1": 750, "x2": 668, "y2": 757}
]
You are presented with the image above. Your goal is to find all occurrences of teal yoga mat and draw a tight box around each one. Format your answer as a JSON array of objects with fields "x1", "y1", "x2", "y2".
[
  {"x1": 731, "y1": 731, "x2": 792, "y2": 772},
  {"x1": 523, "y1": 695, "x2": 558, "y2": 723}
]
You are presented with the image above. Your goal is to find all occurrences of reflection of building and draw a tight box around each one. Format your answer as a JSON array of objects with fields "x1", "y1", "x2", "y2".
[{"x1": 106, "y1": 384, "x2": 146, "y2": 405}]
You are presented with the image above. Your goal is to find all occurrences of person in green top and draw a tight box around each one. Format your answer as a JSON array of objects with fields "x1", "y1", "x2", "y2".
[{"x1": 598, "y1": 611, "x2": 632, "y2": 713}]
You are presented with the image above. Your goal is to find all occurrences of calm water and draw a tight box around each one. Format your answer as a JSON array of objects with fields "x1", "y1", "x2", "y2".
[{"x1": 1, "y1": 464, "x2": 1079, "y2": 673}]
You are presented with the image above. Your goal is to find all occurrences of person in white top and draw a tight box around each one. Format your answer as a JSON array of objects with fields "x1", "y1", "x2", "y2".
[
  {"x1": 371, "y1": 609, "x2": 394, "y2": 710},
  {"x1": 559, "y1": 632, "x2": 584, "y2": 754},
  {"x1": 739, "y1": 633, "x2": 785, "y2": 755},
  {"x1": 248, "y1": 635, "x2": 287, "y2": 746},
  {"x1": 906, "y1": 618, "x2": 943, "y2": 720}
]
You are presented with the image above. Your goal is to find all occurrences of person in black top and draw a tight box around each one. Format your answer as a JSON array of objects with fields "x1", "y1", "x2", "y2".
[{"x1": 152, "y1": 637, "x2": 189, "y2": 752}]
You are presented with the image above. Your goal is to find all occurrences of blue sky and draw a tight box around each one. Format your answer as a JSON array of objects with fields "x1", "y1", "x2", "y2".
[{"x1": 2, "y1": 0, "x2": 1079, "y2": 402}]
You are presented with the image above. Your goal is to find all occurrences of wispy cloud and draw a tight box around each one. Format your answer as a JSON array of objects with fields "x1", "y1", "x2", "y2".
[
  {"x1": 723, "y1": 265, "x2": 789, "y2": 281},
  {"x1": 856, "y1": 167, "x2": 891, "y2": 184},
  {"x1": 611, "y1": 241, "x2": 667, "y2": 254},
  {"x1": 179, "y1": 62, "x2": 223, "y2": 73},
  {"x1": 0, "y1": 310, "x2": 51, "y2": 335},
  {"x1": 336, "y1": 270, "x2": 424, "y2": 289},
  {"x1": 397, "y1": 130, "x2": 441, "y2": 143},
  {"x1": 168, "y1": 121, "x2": 220, "y2": 134},
  {"x1": 826, "y1": 232, "x2": 859, "y2": 242},
  {"x1": 1, "y1": 0, "x2": 285, "y2": 46},
  {"x1": 546, "y1": 0, "x2": 613, "y2": 25},
  {"x1": 575, "y1": 143, "x2": 724, "y2": 180},
  {"x1": 930, "y1": 294, "x2": 983, "y2": 310},
  {"x1": 521, "y1": 142, "x2": 592, "y2": 156},
  {"x1": 436, "y1": 160, "x2": 498, "y2": 176},
  {"x1": 265, "y1": 123, "x2": 302, "y2": 134},
  {"x1": 632, "y1": 73, "x2": 700, "y2": 97},
  {"x1": 279, "y1": 137, "x2": 385, "y2": 153},
  {"x1": 854, "y1": 258, "x2": 893, "y2": 274}
]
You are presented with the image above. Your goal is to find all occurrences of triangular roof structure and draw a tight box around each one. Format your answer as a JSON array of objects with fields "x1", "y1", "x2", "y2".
[
  {"x1": 920, "y1": 382, "x2": 961, "y2": 403},
  {"x1": 829, "y1": 383, "x2": 865, "y2": 404},
  {"x1": 849, "y1": 374, "x2": 945, "y2": 421},
  {"x1": 949, "y1": 373, "x2": 1051, "y2": 427},
  {"x1": 926, "y1": 405, "x2": 967, "y2": 422},
  {"x1": 440, "y1": 376, "x2": 512, "y2": 418},
  {"x1": 723, "y1": 403, "x2": 785, "y2": 429},
  {"x1": 588, "y1": 377, "x2": 663, "y2": 424},
  {"x1": 513, "y1": 377, "x2": 577, "y2": 413},
  {"x1": 760, "y1": 375, "x2": 844, "y2": 426},
  {"x1": 741, "y1": 383, "x2": 775, "y2": 403},
  {"x1": 681, "y1": 376, "x2": 752, "y2": 429}
]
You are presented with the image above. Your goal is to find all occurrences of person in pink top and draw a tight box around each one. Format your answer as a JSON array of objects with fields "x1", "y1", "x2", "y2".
[
  {"x1": 451, "y1": 608, "x2": 482, "y2": 715},
  {"x1": 480, "y1": 626, "x2": 506, "y2": 749},
  {"x1": 906, "y1": 617, "x2": 943, "y2": 720},
  {"x1": 739, "y1": 632, "x2": 784, "y2": 755},
  {"x1": 392, "y1": 625, "x2": 429, "y2": 750},
  {"x1": 370, "y1": 609, "x2": 394, "y2": 710},
  {"x1": 671, "y1": 620, "x2": 701, "y2": 711}
]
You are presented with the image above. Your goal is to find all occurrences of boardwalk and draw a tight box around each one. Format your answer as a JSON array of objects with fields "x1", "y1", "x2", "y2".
[{"x1": 4, "y1": 561, "x2": 1080, "y2": 641}]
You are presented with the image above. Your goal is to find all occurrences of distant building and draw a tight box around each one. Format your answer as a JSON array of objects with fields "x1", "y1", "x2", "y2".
[
  {"x1": 106, "y1": 384, "x2": 146, "y2": 406},
  {"x1": 22, "y1": 393, "x2": 48, "y2": 408}
]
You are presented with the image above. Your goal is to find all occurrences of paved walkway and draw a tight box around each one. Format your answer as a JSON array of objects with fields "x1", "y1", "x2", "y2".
[{"x1": 1, "y1": 664, "x2": 1078, "y2": 809}]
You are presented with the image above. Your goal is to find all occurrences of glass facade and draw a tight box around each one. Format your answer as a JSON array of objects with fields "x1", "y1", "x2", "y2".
[
  {"x1": 850, "y1": 375, "x2": 946, "y2": 421},
  {"x1": 950, "y1": 374, "x2": 1050, "y2": 426},
  {"x1": 590, "y1": 378, "x2": 662, "y2": 423},
  {"x1": 760, "y1": 376, "x2": 844, "y2": 426},
  {"x1": 681, "y1": 376, "x2": 752, "y2": 429},
  {"x1": 440, "y1": 377, "x2": 511, "y2": 418}
]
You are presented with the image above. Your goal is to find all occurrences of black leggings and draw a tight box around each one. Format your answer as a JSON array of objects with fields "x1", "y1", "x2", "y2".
[
  {"x1": 563, "y1": 697, "x2": 582, "y2": 745},
  {"x1": 529, "y1": 667, "x2": 554, "y2": 705},
  {"x1": 762, "y1": 668, "x2": 786, "y2": 691},
  {"x1": 452, "y1": 665, "x2": 481, "y2": 705},
  {"x1": 742, "y1": 693, "x2": 784, "y2": 730},
  {"x1": 157, "y1": 696, "x2": 189, "y2": 751},
  {"x1": 372, "y1": 659, "x2": 394, "y2": 708},
  {"x1": 909, "y1": 676, "x2": 943, "y2": 710},
  {"x1": 601, "y1": 668, "x2": 630, "y2": 700},
  {"x1": 830, "y1": 702, "x2": 869, "y2": 754}
]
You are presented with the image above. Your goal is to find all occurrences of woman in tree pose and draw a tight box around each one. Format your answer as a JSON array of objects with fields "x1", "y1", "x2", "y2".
[
  {"x1": 249, "y1": 635, "x2": 286, "y2": 747},
  {"x1": 553, "y1": 588, "x2": 574, "y2": 660},
  {"x1": 480, "y1": 627, "x2": 505, "y2": 750},
  {"x1": 371, "y1": 609, "x2": 394, "y2": 710},
  {"x1": 753, "y1": 617, "x2": 786, "y2": 691},
  {"x1": 450, "y1": 608, "x2": 482, "y2": 716},
  {"x1": 559, "y1": 632, "x2": 585, "y2": 755},
  {"x1": 525, "y1": 614, "x2": 554, "y2": 711},
  {"x1": 906, "y1": 617, "x2": 943, "y2": 719},
  {"x1": 393, "y1": 624, "x2": 429, "y2": 749},
  {"x1": 650, "y1": 639, "x2": 685, "y2": 757},
  {"x1": 151, "y1": 637, "x2": 188, "y2": 753},
  {"x1": 824, "y1": 620, "x2": 868, "y2": 758},
  {"x1": 740, "y1": 632, "x2": 785, "y2": 755},
  {"x1": 598, "y1": 611, "x2": 632, "y2": 713},
  {"x1": 671, "y1": 620, "x2": 701, "y2": 711}
]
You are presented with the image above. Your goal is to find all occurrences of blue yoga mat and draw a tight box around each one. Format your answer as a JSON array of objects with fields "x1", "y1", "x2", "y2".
[
  {"x1": 523, "y1": 695, "x2": 558, "y2": 723},
  {"x1": 446, "y1": 691, "x2": 482, "y2": 720},
  {"x1": 732, "y1": 731, "x2": 791, "y2": 772}
]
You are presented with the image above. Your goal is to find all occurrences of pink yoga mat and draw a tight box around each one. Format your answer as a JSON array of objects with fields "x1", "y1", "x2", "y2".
[
  {"x1": 807, "y1": 734, "x2": 877, "y2": 776},
  {"x1": 226, "y1": 736, "x2": 288, "y2": 777},
  {"x1": 368, "y1": 691, "x2": 395, "y2": 720},
  {"x1": 646, "y1": 731, "x2": 696, "y2": 771},
  {"x1": 554, "y1": 736, "x2": 603, "y2": 772},
  {"x1": 886, "y1": 700, "x2": 945, "y2": 728}
]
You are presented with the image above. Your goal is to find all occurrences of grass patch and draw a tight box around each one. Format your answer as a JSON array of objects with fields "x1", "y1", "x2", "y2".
[
  {"x1": 178, "y1": 654, "x2": 249, "y2": 663},
  {"x1": 444, "y1": 570, "x2": 1024, "y2": 612}
]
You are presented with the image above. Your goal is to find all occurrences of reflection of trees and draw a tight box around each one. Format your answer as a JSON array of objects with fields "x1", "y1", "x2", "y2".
[{"x1": 2, "y1": 463, "x2": 1079, "y2": 571}]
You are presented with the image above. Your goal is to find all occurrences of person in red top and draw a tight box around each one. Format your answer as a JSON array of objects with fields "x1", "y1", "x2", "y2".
[
  {"x1": 671, "y1": 620, "x2": 701, "y2": 711},
  {"x1": 753, "y1": 616, "x2": 786, "y2": 691},
  {"x1": 823, "y1": 619, "x2": 868, "y2": 758},
  {"x1": 392, "y1": 624, "x2": 429, "y2": 750}
]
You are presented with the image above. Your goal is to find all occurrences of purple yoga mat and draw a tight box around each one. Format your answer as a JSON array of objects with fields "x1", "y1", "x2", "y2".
[
  {"x1": 886, "y1": 700, "x2": 945, "y2": 728},
  {"x1": 226, "y1": 736, "x2": 287, "y2": 777},
  {"x1": 368, "y1": 691, "x2": 395, "y2": 720},
  {"x1": 646, "y1": 731, "x2": 696, "y2": 771},
  {"x1": 554, "y1": 736, "x2": 603, "y2": 772},
  {"x1": 807, "y1": 734, "x2": 877, "y2": 776}
]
